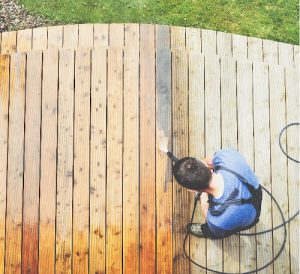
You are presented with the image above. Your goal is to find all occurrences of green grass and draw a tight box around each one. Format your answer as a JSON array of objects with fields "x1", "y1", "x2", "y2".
[{"x1": 19, "y1": 0, "x2": 299, "y2": 45}]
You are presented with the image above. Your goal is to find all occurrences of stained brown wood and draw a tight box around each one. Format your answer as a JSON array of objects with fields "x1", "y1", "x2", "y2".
[
  {"x1": 139, "y1": 43, "x2": 156, "y2": 274},
  {"x1": 89, "y1": 47, "x2": 107, "y2": 274},
  {"x1": 5, "y1": 52, "x2": 26, "y2": 274},
  {"x1": 22, "y1": 50, "x2": 42, "y2": 274},
  {"x1": 39, "y1": 48, "x2": 58, "y2": 274},
  {"x1": 172, "y1": 49, "x2": 190, "y2": 274},
  {"x1": 156, "y1": 48, "x2": 172, "y2": 274},
  {"x1": 1, "y1": 31, "x2": 17, "y2": 54},
  {"x1": 123, "y1": 24, "x2": 139, "y2": 274},
  {"x1": 56, "y1": 49, "x2": 75, "y2": 274},
  {"x1": 0, "y1": 54, "x2": 10, "y2": 274},
  {"x1": 106, "y1": 47, "x2": 123, "y2": 274}
]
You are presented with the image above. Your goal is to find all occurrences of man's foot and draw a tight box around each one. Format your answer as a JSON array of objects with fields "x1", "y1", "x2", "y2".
[{"x1": 186, "y1": 223, "x2": 205, "y2": 238}]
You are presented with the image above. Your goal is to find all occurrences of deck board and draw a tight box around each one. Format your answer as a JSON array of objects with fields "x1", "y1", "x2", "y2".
[{"x1": 0, "y1": 42, "x2": 298, "y2": 273}]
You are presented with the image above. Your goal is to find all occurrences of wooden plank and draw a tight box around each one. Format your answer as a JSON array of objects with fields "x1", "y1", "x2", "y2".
[
  {"x1": 0, "y1": 54, "x2": 10, "y2": 274},
  {"x1": 269, "y1": 65, "x2": 290, "y2": 273},
  {"x1": 285, "y1": 66, "x2": 299, "y2": 274},
  {"x1": 248, "y1": 37, "x2": 263, "y2": 62},
  {"x1": 32, "y1": 27, "x2": 48, "y2": 50},
  {"x1": 48, "y1": 25, "x2": 63, "y2": 49},
  {"x1": 140, "y1": 24, "x2": 155, "y2": 48},
  {"x1": 253, "y1": 61, "x2": 273, "y2": 274},
  {"x1": 294, "y1": 45, "x2": 299, "y2": 68},
  {"x1": 5, "y1": 52, "x2": 26, "y2": 274},
  {"x1": 186, "y1": 27, "x2": 201, "y2": 51},
  {"x1": 17, "y1": 29, "x2": 32, "y2": 52},
  {"x1": 22, "y1": 50, "x2": 42, "y2": 274},
  {"x1": 78, "y1": 24, "x2": 94, "y2": 47},
  {"x1": 221, "y1": 56, "x2": 239, "y2": 273},
  {"x1": 232, "y1": 34, "x2": 247, "y2": 59},
  {"x1": 188, "y1": 51, "x2": 206, "y2": 274},
  {"x1": 171, "y1": 26, "x2": 185, "y2": 49},
  {"x1": 124, "y1": 23, "x2": 139, "y2": 49},
  {"x1": 156, "y1": 48, "x2": 172, "y2": 274},
  {"x1": 204, "y1": 54, "x2": 222, "y2": 272},
  {"x1": 279, "y1": 42, "x2": 294, "y2": 67},
  {"x1": 73, "y1": 48, "x2": 91, "y2": 274},
  {"x1": 106, "y1": 47, "x2": 123, "y2": 274},
  {"x1": 90, "y1": 47, "x2": 107, "y2": 274},
  {"x1": 1, "y1": 31, "x2": 17, "y2": 54},
  {"x1": 56, "y1": 49, "x2": 74, "y2": 274},
  {"x1": 139, "y1": 43, "x2": 156, "y2": 274},
  {"x1": 201, "y1": 29, "x2": 216, "y2": 55},
  {"x1": 216, "y1": 31, "x2": 232, "y2": 56},
  {"x1": 109, "y1": 23, "x2": 124, "y2": 46},
  {"x1": 63, "y1": 24, "x2": 79, "y2": 48},
  {"x1": 39, "y1": 48, "x2": 58, "y2": 274},
  {"x1": 94, "y1": 24, "x2": 109, "y2": 46},
  {"x1": 123, "y1": 46, "x2": 139, "y2": 274},
  {"x1": 263, "y1": 40, "x2": 278, "y2": 64},
  {"x1": 236, "y1": 60, "x2": 256, "y2": 273},
  {"x1": 155, "y1": 24, "x2": 170, "y2": 49},
  {"x1": 172, "y1": 49, "x2": 190, "y2": 274}
]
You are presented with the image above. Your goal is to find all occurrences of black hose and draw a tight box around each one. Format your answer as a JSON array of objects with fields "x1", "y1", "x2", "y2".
[{"x1": 183, "y1": 122, "x2": 299, "y2": 273}]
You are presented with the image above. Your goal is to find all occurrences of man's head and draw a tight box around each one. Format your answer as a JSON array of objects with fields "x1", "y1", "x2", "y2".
[{"x1": 172, "y1": 157, "x2": 212, "y2": 191}]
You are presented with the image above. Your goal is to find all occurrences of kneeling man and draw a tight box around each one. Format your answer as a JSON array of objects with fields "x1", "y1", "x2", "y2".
[{"x1": 172, "y1": 148, "x2": 262, "y2": 239}]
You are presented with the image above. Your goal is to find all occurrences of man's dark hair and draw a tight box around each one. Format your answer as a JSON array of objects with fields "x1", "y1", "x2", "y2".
[{"x1": 172, "y1": 157, "x2": 212, "y2": 191}]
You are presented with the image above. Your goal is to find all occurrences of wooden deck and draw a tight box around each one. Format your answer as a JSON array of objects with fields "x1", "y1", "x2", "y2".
[{"x1": 0, "y1": 24, "x2": 299, "y2": 274}]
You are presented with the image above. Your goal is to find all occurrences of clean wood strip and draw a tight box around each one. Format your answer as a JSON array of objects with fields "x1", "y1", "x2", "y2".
[
  {"x1": 79, "y1": 24, "x2": 94, "y2": 47},
  {"x1": 39, "y1": 48, "x2": 58, "y2": 274},
  {"x1": 186, "y1": 27, "x2": 201, "y2": 51},
  {"x1": 269, "y1": 65, "x2": 290, "y2": 273},
  {"x1": 171, "y1": 26, "x2": 185, "y2": 49},
  {"x1": 123, "y1": 45, "x2": 139, "y2": 274},
  {"x1": 294, "y1": 45, "x2": 299, "y2": 67},
  {"x1": 201, "y1": 29, "x2": 216, "y2": 55},
  {"x1": 90, "y1": 47, "x2": 107, "y2": 274},
  {"x1": 285, "y1": 66, "x2": 299, "y2": 274},
  {"x1": 279, "y1": 42, "x2": 294, "y2": 67},
  {"x1": 263, "y1": 40, "x2": 278, "y2": 64},
  {"x1": 172, "y1": 49, "x2": 190, "y2": 274},
  {"x1": 253, "y1": 61, "x2": 273, "y2": 274},
  {"x1": 232, "y1": 34, "x2": 247, "y2": 59},
  {"x1": 188, "y1": 51, "x2": 206, "y2": 274},
  {"x1": 106, "y1": 47, "x2": 123, "y2": 274},
  {"x1": 248, "y1": 37, "x2": 263, "y2": 61},
  {"x1": 139, "y1": 44, "x2": 156, "y2": 274},
  {"x1": 17, "y1": 29, "x2": 32, "y2": 52},
  {"x1": 221, "y1": 56, "x2": 239, "y2": 273},
  {"x1": 63, "y1": 24, "x2": 79, "y2": 48},
  {"x1": 32, "y1": 27, "x2": 48, "y2": 50},
  {"x1": 156, "y1": 48, "x2": 172, "y2": 274},
  {"x1": 0, "y1": 55, "x2": 10, "y2": 274},
  {"x1": 56, "y1": 49, "x2": 74, "y2": 274},
  {"x1": 216, "y1": 31, "x2": 232, "y2": 56},
  {"x1": 22, "y1": 50, "x2": 42, "y2": 274},
  {"x1": 123, "y1": 24, "x2": 139, "y2": 274},
  {"x1": 204, "y1": 54, "x2": 222, "y2": 272},
  {"x1": 5, "y1": 52, "x2": 26, "y2": 274},
  {"x1": 140, "y1": 24, "x2": 155, "y2": 48},
  {"x1": 1, "y1": 31, "x2": 17, "y2": 54},
  {"x1": 73, "y1": 48, "x2": 91, "y2": 274},
  {"x1": 48, "y1": 26, "x2": 63, "y2": 49},
  {"x1": 94, "y1": 24, "x2": 109, "y2": 46},
  {"x1": 156, "y1": 24, "x2": 170, "y2": 48},
  {"x1": 124, "y1": 23, "x2": 139, "y2": 49},
  {"x1": 236, "y1": 60, "x2": 256, "y2": 273},
  {"x1": 109, "y1": 23, "x2": 124, "y2": 46}
]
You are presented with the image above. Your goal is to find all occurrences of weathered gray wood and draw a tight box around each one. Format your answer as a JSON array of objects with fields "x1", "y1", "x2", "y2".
[{"x1": 156, "y1": 24, "x2": 170, "y2": 49}]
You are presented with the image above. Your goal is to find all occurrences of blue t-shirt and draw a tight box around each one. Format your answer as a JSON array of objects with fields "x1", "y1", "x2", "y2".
[{"x1": 206, "y1": 148, "x2": 260, "y2": 237}]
